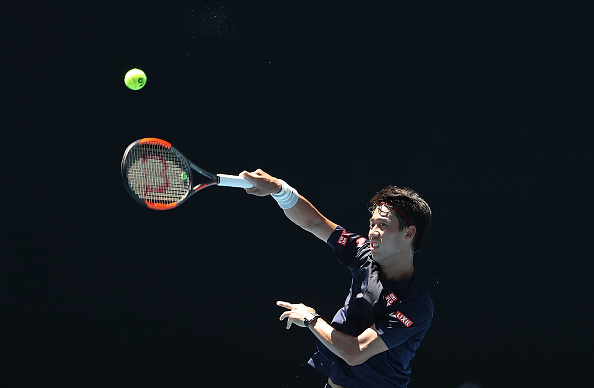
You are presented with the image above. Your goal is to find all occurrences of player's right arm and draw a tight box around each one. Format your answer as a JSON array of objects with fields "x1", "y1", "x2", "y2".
[{"x1": 240, "y1": 169, "x2": 337, "y2": 242}]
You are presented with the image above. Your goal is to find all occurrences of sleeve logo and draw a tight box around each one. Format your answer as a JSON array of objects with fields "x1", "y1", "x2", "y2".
[
  {"x1": 392, "y1": 311, "x2": 413, "y2": 327},
  {"x1": 384, "y1": 292, "x2": 398, "y2": 306},
  {"x1": 356, "y1": 237, "x2": 366, "y2": 247},
  {"x1": 337, "y1": 229, "x2": 349, "y2": 246}
]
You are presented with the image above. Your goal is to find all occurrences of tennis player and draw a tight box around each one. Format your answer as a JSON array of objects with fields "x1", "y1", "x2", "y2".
[{"x1": 240, "y1": 169, "x2": 433, "y2": 388}]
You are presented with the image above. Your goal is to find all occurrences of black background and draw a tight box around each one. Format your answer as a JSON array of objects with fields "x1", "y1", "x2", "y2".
[{"x1": 3, "y1": 0, "x2": 592, "y2": 387}]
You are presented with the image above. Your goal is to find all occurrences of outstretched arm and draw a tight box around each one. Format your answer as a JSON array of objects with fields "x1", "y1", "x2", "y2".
[{"x1": 240, "y1": 169, "x2": 337, "y2": 242}]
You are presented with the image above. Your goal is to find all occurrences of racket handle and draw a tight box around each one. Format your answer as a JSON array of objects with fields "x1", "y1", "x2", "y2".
[{"x1": 217, "y1": 174, "x2": 254, "y2": 188}]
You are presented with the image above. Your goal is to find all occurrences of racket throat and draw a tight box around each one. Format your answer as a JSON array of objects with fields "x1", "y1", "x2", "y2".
[{"x1": 193, "y1": 181, "x2": 218, "y2": 192}]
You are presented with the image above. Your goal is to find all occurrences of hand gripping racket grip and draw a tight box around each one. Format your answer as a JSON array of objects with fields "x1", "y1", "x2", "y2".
[{"x1": 217, "y1": 174, "x2": 254, "y2": 188}]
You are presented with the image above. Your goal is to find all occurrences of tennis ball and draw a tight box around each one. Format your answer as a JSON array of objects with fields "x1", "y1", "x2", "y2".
[{"x1": 124, "y1": 68, "x2": 147, "y2": 90}]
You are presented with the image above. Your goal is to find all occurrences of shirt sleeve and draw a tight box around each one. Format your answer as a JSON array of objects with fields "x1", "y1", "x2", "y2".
[
  {"x1": 326, "y1": 225, "x2": 370, "y2": 269},
  {"x1": 376, "y1": 315, "x2": 431, "y2": 349}
]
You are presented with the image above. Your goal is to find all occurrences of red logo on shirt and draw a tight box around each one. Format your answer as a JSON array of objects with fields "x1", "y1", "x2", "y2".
[
  {"x1": 356, "y1": 237, "x2": 366, "y2": 247},
  {"x1": 394, "y1": 311, "x2": 413, "y2": 327},
  {"x1": 385, "y1": 292, "x2": 398, "y2": 306},
  {"x1": 337, "y1": 229, "x2": 349, "y2": 246}
]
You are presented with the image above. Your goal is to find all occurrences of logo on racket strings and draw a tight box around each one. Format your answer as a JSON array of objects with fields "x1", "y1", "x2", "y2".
[{"x1": 142, "y1": 154, "x2": 170, "y2": 195}]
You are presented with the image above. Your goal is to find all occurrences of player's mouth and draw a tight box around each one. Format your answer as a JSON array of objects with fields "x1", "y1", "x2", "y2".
[{"x1": 370, "y1": 241, "x2": 380, "y2": 250}]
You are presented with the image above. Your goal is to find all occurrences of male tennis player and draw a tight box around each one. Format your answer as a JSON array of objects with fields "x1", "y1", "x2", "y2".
[{"x1": 240, "y1": 169, "x2": 433, "y2": 388}]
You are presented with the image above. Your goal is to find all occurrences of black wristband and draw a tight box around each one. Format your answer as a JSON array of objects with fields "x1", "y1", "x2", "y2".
[{"x1": 304, "y1": 313, "x2": 321, "y2": 327}]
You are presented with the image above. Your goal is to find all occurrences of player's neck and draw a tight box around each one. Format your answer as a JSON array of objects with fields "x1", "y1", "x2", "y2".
[{"x1": 380, "y1": 250, "x2": 414, "y2": 281}]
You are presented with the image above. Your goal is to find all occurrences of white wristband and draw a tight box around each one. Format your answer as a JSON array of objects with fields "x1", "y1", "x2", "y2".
[{"x1": 271, "y1": 179, "x2": 299, "y2": 209}]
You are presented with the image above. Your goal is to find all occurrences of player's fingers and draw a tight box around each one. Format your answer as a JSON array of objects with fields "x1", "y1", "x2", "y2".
[
  {"x1": 240, "y1": 172, "x2": 255, "y2": 191},
  {"x1": 241, "y1": 170, "x2": 264, "y2": 185},
  {"x1": 243, "y1": 186, "x2": 269, "y2": 197},
  {"x1": 276, "y1": 301, "x2": 293, "y2": 309},
  {"x1": 279, "y1": 311, "x2": 291, "y2": 320},
  {"x1": 278, "y1": 311, "x2": 294, "y2": 329}
]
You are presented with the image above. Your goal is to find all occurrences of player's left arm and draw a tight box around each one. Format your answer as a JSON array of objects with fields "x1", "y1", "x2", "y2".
[{"x1": 277, "y1": 301, "x2": 388, "y2": 366}]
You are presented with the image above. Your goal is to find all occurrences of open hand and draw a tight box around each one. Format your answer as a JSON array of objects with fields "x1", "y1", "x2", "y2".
[{"x1": 277, "y1": 301, "x2": 317, "y2": 329}]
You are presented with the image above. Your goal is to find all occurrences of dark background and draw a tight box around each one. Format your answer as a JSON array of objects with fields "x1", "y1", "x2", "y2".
[{"x1": 3, "y1": 0, "x2": 592, "y2": 386}]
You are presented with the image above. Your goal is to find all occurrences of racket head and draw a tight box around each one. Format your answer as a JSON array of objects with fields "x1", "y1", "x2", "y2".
[{"x1": 121, "y1": 138, "x2": 194, "y2": 210}]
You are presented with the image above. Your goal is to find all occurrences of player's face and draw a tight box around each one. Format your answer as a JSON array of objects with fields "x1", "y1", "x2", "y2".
[{"x1": 368, "y1": 205, "x2": 409, "y2": 261}]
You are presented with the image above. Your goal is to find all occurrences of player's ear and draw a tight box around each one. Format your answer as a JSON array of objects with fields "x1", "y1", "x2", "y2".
[{"x1": 405, "y1": 226, "x2": 417, "y2": 240}]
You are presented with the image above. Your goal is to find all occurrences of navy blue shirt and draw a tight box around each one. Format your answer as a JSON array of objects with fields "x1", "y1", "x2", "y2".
[{"x1": 308, "y1": 226, "x2": 433, "y2": 388}]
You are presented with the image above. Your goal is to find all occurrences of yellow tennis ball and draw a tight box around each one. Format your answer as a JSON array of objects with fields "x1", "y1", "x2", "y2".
[{"x1": 124, "y1": 68, "x2": 147, "y2": 90}]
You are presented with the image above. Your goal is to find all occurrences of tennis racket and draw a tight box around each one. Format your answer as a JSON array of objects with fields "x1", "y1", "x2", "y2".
[{"x1": 121, "y1": 137, "x2": 252, "y2": 210}]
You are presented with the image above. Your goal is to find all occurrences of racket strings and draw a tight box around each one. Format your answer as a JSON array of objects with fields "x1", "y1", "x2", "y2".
[{"x1": 125, "y1": 143, "x2": 191, "y2": 204}]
